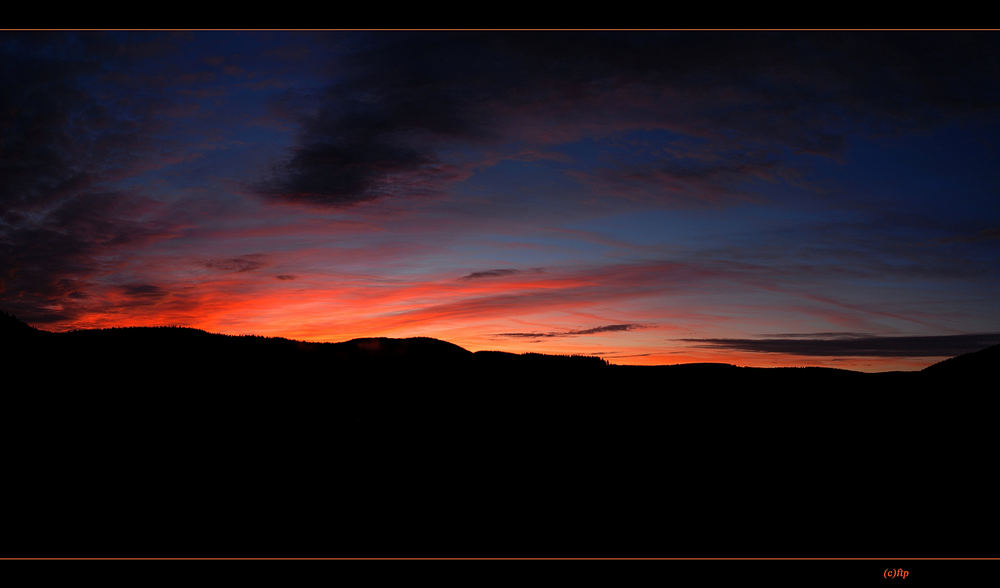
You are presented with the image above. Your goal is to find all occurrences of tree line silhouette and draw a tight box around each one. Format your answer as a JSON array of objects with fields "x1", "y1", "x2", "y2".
[{"x1": 1, "y1": 309, "x2": 996, "y2": 558}]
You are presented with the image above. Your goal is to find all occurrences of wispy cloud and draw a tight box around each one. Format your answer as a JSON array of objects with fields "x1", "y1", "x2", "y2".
[
  {"x1": 496, "y1": 323, "x2": 644, "y2": 338},
  {"x1": 461, "y1": 268, "x2": 522, "y2": 280},
  {"x1": 202, "y1": 254, "x2": 268, "y2": 273}
]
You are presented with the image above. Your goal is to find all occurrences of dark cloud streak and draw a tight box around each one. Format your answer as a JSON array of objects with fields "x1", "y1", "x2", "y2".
[
  {"x1": 761, "y1": 332, "x2": 875, "y2": 339},
  {"x1": 256, "y1": 31, "x2": 1000, "y2": 209},
  {"x1": 461, "y1": 268, "x2": 522, "y2": 280},
  {"x1": 0, "y1": 34, "x2": 185, "y2": 324},
  {"x1": 682, "y1": 334, "x2": 1000, "y2": 357},
  {"x1": 497, "y1": 323, "x2": 644, "y2": 338},
  {"x1": 202, "y1": 254, "x2": 268, "y2": 273}
]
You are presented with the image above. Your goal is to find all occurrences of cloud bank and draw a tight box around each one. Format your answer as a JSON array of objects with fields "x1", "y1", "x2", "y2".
[{"x1": 682, "y1": 333, "x2": 1000, "y2": 357}]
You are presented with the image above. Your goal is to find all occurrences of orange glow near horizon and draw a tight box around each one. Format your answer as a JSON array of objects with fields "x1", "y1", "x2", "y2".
[{"x1": 32, "y1": 266, "x2": 949, "y2": 373}]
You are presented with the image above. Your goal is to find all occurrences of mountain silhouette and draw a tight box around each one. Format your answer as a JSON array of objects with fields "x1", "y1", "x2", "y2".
[
  {"x1": 1, "y1": 310, "x2": 996, "y2": 558},
  {"x1": 0, "y1": 309, "x2": 39, "y2": 337},
  {"x1": 923, "y1": 343, "x2": 1000, "y2": 376}
]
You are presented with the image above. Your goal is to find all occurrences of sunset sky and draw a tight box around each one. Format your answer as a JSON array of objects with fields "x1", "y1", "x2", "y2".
[{"x1": 2, "y1": 30, "x2": 1000, "y2": 370}]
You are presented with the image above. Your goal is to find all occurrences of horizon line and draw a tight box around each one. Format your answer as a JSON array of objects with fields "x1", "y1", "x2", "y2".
[{"x1": 5, "y1": 313, "x2": 985, "y2": 373}]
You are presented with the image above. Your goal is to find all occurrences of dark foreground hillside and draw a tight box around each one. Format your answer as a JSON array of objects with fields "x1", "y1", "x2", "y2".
[{"x1": 1, "y1": 312, "x2": 997, "y2": 557}]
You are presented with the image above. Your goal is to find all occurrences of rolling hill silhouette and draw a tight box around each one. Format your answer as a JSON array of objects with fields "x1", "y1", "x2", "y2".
[
  {"x1": 922, "y1": 342, "x2": 1000, "y2": 376},
  {"x1": 1, "y1": 310, "x2": 996, "y2": 558},
  {"x1": 0, "y1": 309, "x2": 39, "y2": 336}
]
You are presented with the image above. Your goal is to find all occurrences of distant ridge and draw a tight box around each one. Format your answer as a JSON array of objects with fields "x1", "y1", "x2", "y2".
[
  {"x1": 2, "y1": 309, "x2": 997, "y2": 373},
  {"x1": 0, "y1": 310, "x2": 38, "y2": 337},
  {"x1": 0, "y1": 311, "x2": 610, "y2": 368},
  {"x1": 923, "y1": 343, "x2": 1000, "y2": 375},
  {"x1": 339, "y1": 336, "x2": 473, "y2": 359}
]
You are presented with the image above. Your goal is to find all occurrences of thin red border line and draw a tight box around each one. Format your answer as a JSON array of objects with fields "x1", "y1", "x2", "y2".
[
  {"x1": 2, "y1": 557, "x2": 999, "y2": 560},
  {"x1": 1, "y1": 29, "x2": 1000, "y2": 32}
]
